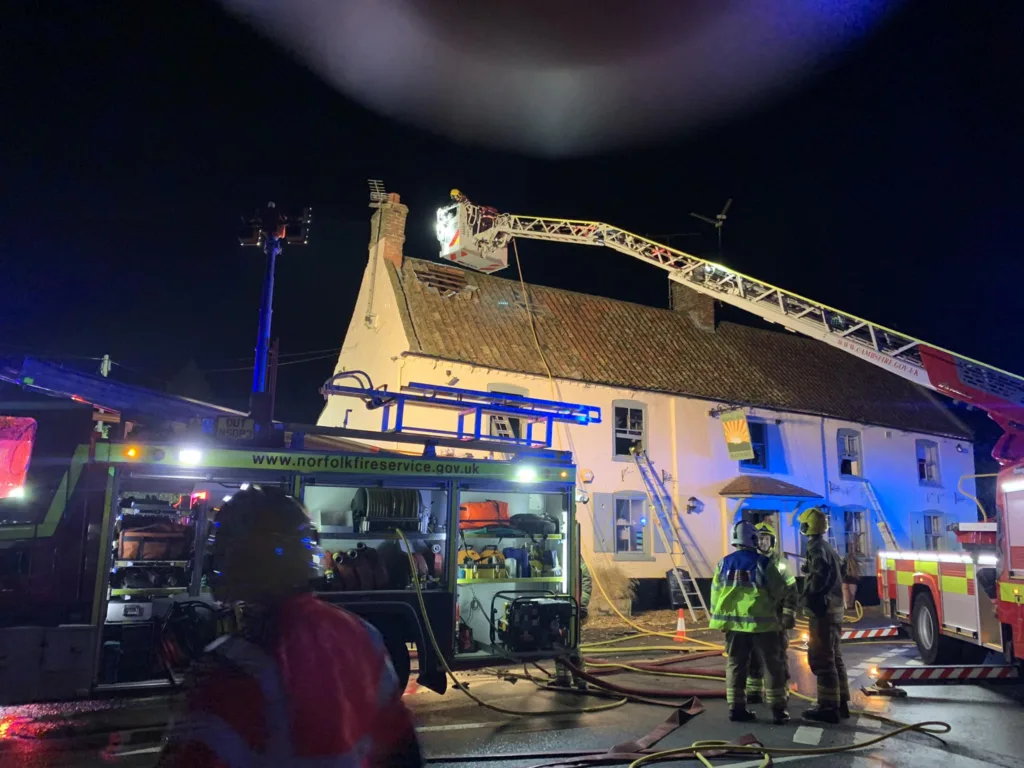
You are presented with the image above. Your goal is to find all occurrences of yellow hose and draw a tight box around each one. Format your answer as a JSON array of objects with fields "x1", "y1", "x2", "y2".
[
  {"x1": 628, "y1": 719, "x2": 952, "y2": 767},
  {"x1": 396, "y1": 529, "x2": 628, "y2": 716}
]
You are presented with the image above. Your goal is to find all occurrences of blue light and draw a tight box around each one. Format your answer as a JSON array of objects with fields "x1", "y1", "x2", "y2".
[{"x1": 275, "y1": 547, "x2": 283, "y2": 556}]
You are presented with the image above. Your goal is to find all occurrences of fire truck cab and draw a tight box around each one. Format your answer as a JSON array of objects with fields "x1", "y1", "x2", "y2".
[{"x1": 879, "y1": 463, "x2": 1024, "y2": 665}]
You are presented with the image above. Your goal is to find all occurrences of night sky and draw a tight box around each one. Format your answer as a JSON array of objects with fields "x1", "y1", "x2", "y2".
[{"x1": 2, "y1": 2, "x2": 1021, "y2": 424}]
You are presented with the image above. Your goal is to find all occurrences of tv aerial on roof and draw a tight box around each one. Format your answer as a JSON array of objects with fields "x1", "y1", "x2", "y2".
[
  {"x1": 368, "y1": 179, "x2": 388, "y2": 208},
  {"x1": 689, "y1": 198, "x2": 733, "y2": 256}
]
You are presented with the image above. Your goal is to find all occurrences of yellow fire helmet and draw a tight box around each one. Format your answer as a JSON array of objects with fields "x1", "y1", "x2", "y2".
[
  {"x1": 209, "y1": 485, "x2": 323, "y2": 605},
  {"x1": 798, "y1": 507, "x2": 829, "y2": 537},
  {"x1": 450, "y1": 188, "x2": 463, "y2": 200},
  {"x1": 755, "y1": 521, "x2": 777, "y2": 553}
]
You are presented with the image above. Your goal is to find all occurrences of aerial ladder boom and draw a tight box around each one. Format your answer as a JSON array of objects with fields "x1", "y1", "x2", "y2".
[{"x1": 436, "y1": 196, "x2": 1024, "y2": 466}]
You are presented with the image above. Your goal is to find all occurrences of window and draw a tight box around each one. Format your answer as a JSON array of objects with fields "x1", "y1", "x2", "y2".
[
  {"x1": 923, "y1": 513, "x2": 943, "y2": 551},
  {"x1": 488, "y1": 385, "x2": 527, "y2": 441},
  {"x1": 612, "y1": 401, "x2": 646, "y2": 459},
  {"x1": 916, "y1": 439, "x2": 941, "y2": 485},
  {"x1": 614, "y1": 495, "x2": 650, "y2": 558},
  {"x1": 844, "y1": 510, "x2": 868, "y2": 556},
  {"x1": 739, "y1": 421, "x2": 768, "y2": 470},
  {"x1": 0, "y1": 417, "x2": 37, "y2": 500},
  {"x1": 837, "y1": 429, "x2": 862, "y2": 477}
]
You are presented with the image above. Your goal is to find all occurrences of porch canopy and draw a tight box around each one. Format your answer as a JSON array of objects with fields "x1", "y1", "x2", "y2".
[{"x1": 719, "y1": 476, "x2": 822, "y2": 500}]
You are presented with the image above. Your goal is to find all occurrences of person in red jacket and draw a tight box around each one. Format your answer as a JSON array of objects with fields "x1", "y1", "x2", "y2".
[{"x1": 157, "y1": 485, "x2": 422, "y2": 767}]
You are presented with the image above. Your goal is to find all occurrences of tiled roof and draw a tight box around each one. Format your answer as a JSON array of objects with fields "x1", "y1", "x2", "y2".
[{"x1": 387, "y1": 258, "x2": 971, "y2": 439}]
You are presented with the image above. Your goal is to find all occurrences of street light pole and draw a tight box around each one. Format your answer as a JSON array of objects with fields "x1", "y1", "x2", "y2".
[{"x1": 238, "y1": 202, "x2": 311, "y2": 422}]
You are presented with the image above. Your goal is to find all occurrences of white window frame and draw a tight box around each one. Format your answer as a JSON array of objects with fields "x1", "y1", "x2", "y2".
[
  {"x1": 916, "y1": 439, "x2": 941, "y2": 486},
  {"x1": 837, "y1": 429, "x2": 862, "y2": 477},
  {"x1": 613, "y1": 492, "x2": 652, "y2": 561},
  {"x1": 487, "y1": 383, "x2": 528, "y2": 441},
  {"x1": 612, "y1": 400, "x2": 647, "y2": 462},
  {"x1": 844, "y1": 509, "x2": 869, "y2": 556},
  {"x1": 923, "y1": 512, "x2": 943, "y2": 551},
  {"x1": 739, "y1": 420, "x2": 769, "y2": 471}
]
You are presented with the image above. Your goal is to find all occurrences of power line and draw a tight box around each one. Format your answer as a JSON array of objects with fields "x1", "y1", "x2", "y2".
[
  {"x1": 211, "y1": 346, "x2": 342, "y2": 364},
  {"x1": 204, "y1": 351, "x2": 339, "y2": 373}
]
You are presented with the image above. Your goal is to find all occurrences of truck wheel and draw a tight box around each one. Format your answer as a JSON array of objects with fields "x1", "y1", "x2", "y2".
[
  {"x1": 382, "y1": 632, "x2": 411, "y2": 692},
  {"x1": 912, "y1": 591, "x2": 958, "y2": 665}
]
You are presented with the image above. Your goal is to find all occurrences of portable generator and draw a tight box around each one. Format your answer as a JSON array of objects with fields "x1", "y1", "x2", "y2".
[{"x1": 491, "y1": 591, "x2": 576, "y2": 655}]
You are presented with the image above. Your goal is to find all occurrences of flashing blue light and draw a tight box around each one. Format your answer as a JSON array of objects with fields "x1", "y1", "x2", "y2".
[{"x1": 275, "y1": 547, "x2": 284, "y2": 556}]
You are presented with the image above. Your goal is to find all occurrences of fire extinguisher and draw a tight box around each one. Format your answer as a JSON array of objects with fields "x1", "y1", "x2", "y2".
[{"x1": 455, "y1": 603, "x2": 474, "y2": 652}]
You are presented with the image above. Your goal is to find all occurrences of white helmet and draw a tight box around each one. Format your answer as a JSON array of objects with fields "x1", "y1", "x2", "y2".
[{"x1": 731, "y1": 520, "x2": 758, "y2": 550}]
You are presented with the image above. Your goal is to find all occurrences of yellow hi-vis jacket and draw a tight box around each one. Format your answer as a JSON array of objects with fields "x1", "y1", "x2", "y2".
[{"x1": 709, "y1": 546, "x2": 787, "y2": 633}]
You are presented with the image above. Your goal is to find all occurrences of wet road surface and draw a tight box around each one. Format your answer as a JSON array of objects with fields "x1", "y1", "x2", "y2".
[{"x1": 2, "y1": 638, "x2": 1023, "y2": 768}]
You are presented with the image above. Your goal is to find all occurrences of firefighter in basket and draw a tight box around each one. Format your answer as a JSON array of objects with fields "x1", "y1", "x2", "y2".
[
  {"x1": 798, "y1": 506, "x2": 850, "y2": 724},
  {"x1": 157, "y1": 486, "x2": 422, "y2": 768},
  {"x1": 744, "y1": 521, "x2": 798, "y2": 703},
  {"x1": 710, "y1": 521, "x2": 790, "y2": 724}
]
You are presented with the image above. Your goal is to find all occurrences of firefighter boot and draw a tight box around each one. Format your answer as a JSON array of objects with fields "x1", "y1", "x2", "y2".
[
  {"x1": 729, "y1": 708, "x2": 757, "y2": 722},
  {"x1": 839, "y1": 701, "x2": 851, "y2": 720},
  {"x1": 772, "y1": 708, "x2": 790, "y2": 725},
  {"x1": 801, "y1": 706, "x2": 840, "y2": 724}
]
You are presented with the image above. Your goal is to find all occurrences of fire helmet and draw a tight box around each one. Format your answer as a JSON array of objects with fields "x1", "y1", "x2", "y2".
[
  {"x1": 755, "y1": 521, "x2": 777, "y2": 554},
  {"x1": 798, "y1": 507, "x2": 829, "y2": 537},
  {"x1": 731, "y1": 520, "x2": 758, "y2": 550},
  {"x1": 209, "y1": 485, "x2": 323, "y2": 604}
]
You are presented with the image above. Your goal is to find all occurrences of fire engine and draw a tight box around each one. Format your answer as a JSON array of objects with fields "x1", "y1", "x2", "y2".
[
  {"x1": 0, "y1": 356, "x2": 596, "y2": 703},
  {"x1": 435, "y1": 191, "x2": 1024, "y2": 668}
]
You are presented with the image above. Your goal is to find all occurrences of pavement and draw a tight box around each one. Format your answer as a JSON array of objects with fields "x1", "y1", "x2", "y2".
[{"x1": 2, "y1": 629, "x2": 1023, "y2": 768}]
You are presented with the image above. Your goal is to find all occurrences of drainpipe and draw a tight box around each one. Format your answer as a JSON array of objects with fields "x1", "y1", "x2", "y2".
[{"x1": 819, "y1": 416, "x2": 833, "y2": 550}]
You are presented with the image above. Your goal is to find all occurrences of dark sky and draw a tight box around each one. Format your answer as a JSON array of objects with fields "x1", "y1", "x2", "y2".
[{"x1": 2, "y1": 2, "x2": 1021, "y2": 423}]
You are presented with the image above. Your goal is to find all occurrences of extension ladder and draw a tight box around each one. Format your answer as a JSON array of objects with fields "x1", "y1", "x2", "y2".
[
  {"x1": 631, "y1": 449, "x2": 710, "y2": 622},
  {"x1": 863, "y1": 481, "x2": 900, "y2": 551}
]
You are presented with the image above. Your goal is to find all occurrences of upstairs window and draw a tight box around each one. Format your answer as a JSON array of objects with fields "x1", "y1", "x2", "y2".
[
  {"x1": 487, "y1": 384, "x2": 528, "y2": 442},
  {"x1": 916, "y1": 439, "x2": 941, "y2": 485},
  {"x1": 613, "y1": 401, "x2": 646, "y2": 460},
  {"x1": 739, "y1": 421, "x2": 768, "y2": 470},
  {"x1": 837, "y1": 429, "x2": 862, "y2": 477}
]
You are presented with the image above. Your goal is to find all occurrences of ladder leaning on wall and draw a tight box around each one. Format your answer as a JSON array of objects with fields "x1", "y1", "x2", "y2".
[
  {"x1": 863, "y1": 480, "x2": 900, "y2": 551},
  {"x1": 630, "y1": 448, "x2": 711, "y2": 622}
]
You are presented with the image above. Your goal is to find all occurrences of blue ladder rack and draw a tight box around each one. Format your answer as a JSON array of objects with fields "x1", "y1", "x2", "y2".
[{"x1": 320, "y1": 374, "x2": 600, "y2": 449}]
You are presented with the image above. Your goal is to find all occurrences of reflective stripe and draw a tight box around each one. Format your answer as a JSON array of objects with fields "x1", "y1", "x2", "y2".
[
  {"x1": 914, "y1": 561, "x2": 939, "y2": 576},
  {"x1": 171, "y1": 636, "x2": 375, "y2": 767},
  {"x1": 941, "y1": 576, "x2": 969, "y2": 595},
  {"x1": 896, "y1": 571, "x2": 914, "y2": 586},
  {"x1": 710, "y1": 614, "x2": 776, "y2": 625}
]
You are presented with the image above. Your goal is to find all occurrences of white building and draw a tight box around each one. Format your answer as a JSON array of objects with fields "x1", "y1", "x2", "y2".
[{"x1": 319, "y1": 195, "x2": 978, "y2": 597}]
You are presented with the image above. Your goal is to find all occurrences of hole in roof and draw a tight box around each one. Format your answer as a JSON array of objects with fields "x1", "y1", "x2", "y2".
[{"x1": 412, "y1": 264, "x2": 471, "y2": 298}]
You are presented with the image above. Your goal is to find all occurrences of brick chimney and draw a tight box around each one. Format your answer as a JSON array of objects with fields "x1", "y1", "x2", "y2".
[
  {"x1": 670, "y1": 281, "x2": 716, "y2": 332},
  {"x1": 369, "y1": 192, "x2": 408, "y2": 269}
]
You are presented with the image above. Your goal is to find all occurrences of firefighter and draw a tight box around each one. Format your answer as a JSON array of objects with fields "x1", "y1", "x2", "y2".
[
  {"x1": 744, "y1": 521, "x2": 797, "y2": 703},
  {"x1": 798, "y1": 506, "x2": 850, "y2": 724},
  {"x1": 157, "y1": 486, "x2": 422, "y2": 767},
  {"x1": 710, "y1": 520, "x2": 790, "y2": 724}
]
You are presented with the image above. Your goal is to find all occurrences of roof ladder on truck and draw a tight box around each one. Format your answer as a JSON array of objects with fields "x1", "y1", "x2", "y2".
[
  {"x1": 863, "y1": 480, "x2": 900, "y2": 551},
  {"x1": 631, "y1": 448, "x2": 710, "y2": 622}
]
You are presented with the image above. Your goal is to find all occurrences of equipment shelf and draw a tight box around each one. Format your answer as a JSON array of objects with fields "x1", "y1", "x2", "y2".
[{"x1": 457, "y1": 576, "x2": 563, "y2": 585}]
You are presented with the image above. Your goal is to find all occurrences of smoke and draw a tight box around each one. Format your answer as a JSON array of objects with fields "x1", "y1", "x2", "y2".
[{"x1": 219, "y1": 0, "x2": 896, "y2": 157}]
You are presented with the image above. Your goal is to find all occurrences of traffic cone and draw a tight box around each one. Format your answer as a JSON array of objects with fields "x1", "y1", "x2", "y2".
[{"x1": 673, "y1": 609, "x2": 687, "y2": 642}]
